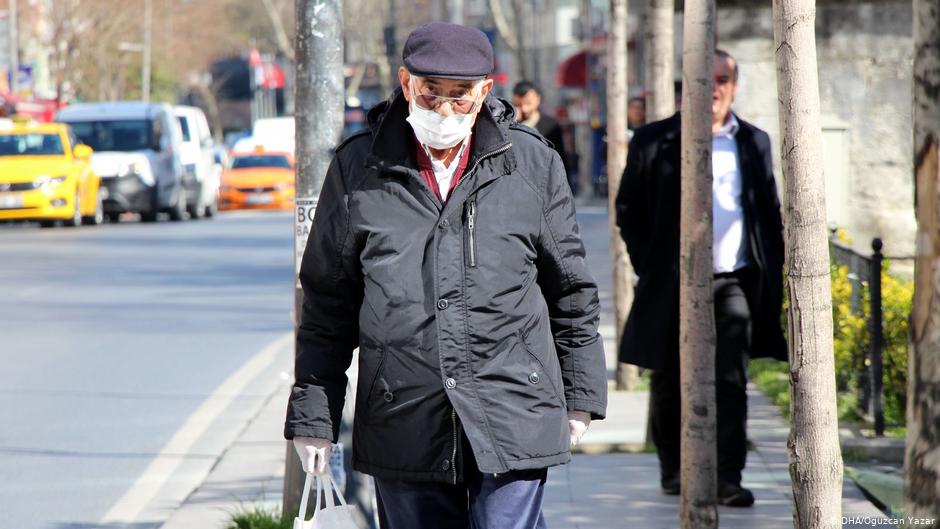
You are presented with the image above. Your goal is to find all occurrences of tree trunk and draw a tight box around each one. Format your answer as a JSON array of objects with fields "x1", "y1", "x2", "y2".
[
  {"x1": 645, "y1": 0, "x2": 675, "y2": 122},
  {"x1": 772, "y1": 1, "x2": 844, "y2": 528},
  {"x1": 284, "y1": 0, "x2": 345, "y2": 518},
  {"x1": 678, "y1": 1, "x2": 717, "y2": 527},
  {"x1": 606, "y1": 0, "x2": 638, "y2": 393},
  {"x1": 906, "y1": 0, "x2": 940, "y2": 523},
  {"x1": 640, "y1": 0, "x2": 675, "y2": 448},
  {"x1": 262, "y1": 0, "x2": 296, "y2": 61}
]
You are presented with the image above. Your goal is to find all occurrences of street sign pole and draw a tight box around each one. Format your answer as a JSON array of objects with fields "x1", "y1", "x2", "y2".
[{"x1": 284, "y1": 0, "x2": 345, "y2": 519}]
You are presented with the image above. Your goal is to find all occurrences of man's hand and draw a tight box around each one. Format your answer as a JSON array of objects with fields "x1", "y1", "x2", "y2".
[
  {"x1": 568, "y1": 411, "x2": 591, "y2": 447},
  {"x1": 293, "y1": 437, "x2": 332, "y2": 474}
]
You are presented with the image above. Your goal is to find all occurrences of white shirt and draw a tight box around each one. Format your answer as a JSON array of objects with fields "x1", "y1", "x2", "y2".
[
  {"x1": 712, "y1": 113, "x2": 750, "y2": 273},
  {"x1": 422, "y1": 136, "x2": 470, "y2": 201}
]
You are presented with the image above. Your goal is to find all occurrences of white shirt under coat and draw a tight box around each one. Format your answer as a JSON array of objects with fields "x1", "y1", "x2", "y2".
[
  {"x1": 712, "y1": 113, "x2": 750, "y2": 273},
  {"x1": 421, "y1": 136, "x2": 470, "y2": 202}
]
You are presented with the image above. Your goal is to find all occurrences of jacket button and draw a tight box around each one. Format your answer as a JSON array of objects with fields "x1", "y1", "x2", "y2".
[
  {"x1": 528, "y1": 372, "x2": 540, "y2": 384},
  {"x1": 445, "y1": 377, "x2": 457, "y2": 389},
  {"x1": 437, "y1": 299, "x2": 450, "y2": 310},
  {"x1": 442, "y1": 458, "x2": 451, "y2": 470},
  {"x1": 439, "y1": 219, "x2": 449, "y2": 229},
  {"x1": 383, "y1": 391, "x2": 394, "y2": 402}
]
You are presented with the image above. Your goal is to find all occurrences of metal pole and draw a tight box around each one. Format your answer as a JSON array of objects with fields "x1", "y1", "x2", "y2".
[
  {"x1": 9, "y1": 0, "x2": 17, "y2": 94},
  {"x1": 284, "y1": 0, "x2": 345, "y2": 518},
  {"x1": 870, "y1": 238, "x2": 885, "y2": 436},
  {"x1": 142, "y1": 0, "x2": 152, "y2": 102}
]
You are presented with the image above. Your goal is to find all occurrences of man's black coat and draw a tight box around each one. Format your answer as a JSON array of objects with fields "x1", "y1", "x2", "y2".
[
  {"x1": 534, "y1": 113, "x2": 568, "y2": 172},
  {"x1": 285, "y1": 91, "x2": 607, "y2": 484},
  {"x1": 615, "y1": 113, "x2": 787, "y2": 370}
]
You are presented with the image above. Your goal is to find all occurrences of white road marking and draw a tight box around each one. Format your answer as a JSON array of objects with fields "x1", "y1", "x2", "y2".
[{"x1": 99, "y1": 333, "x2": 293, "y2": 525}]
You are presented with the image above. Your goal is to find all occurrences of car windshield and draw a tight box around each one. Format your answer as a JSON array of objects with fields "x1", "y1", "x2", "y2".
[
  {"x1": 231, "y1": 155, "x2": 290, "y2": 169},
  {"x1": 66, "y1": 120, "x2": 153, "y2": 152},
  {"x1": 0, "y1": 133, "x2": 64, "y2": 156},
  {"x1": 178, "y1": 116, "x2": 191, "y2": 142}
]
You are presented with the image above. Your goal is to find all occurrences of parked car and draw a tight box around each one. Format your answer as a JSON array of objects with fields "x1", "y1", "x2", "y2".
[
  {"x1": 175, "y1": 105, "x2": 220, "y2": 218},
  {"x1": 219, "y1": 150, "x2": 294, "y2": 211},
  {"x1": 0, "y1": 122, "x2": 102, "y2": 227},
  {"x1": 56, "y1": 102, "x2": 187, "y2": 222}
]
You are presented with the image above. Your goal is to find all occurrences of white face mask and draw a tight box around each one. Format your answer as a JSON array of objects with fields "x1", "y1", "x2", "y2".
[{"x1": 406, "y1": 81, "x2": 479, "y2": 149}]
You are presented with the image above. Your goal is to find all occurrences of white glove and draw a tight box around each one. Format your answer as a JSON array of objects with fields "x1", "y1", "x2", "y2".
[
  {"x1": 293, "y1": 437, "x2": 333, "y2": 475},
  {"x1": 568, "y1": 411, "x2": 591, "y2": 447}
]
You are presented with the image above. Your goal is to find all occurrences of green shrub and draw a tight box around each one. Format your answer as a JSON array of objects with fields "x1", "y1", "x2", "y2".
[
  {"x1": 227, "y1": 505, "x2": 293, "y2": 529},
  {"x1": 829, "y1": 260, "x2": 912, "y2": 427},
  {"x1": 760, "y1": 251, "x2": 911, "y2": 430}
]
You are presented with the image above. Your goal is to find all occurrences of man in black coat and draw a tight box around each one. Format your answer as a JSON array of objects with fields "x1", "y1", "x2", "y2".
[
  {"x1": 512, "y1": 81, "x2": 576, "y2": 194},
  {"x1": 615, "y1": 49, "x2": 786, "y2": 507},
  {"x1": 286, "y1": 23, "x2": 607, "y2": 529}
]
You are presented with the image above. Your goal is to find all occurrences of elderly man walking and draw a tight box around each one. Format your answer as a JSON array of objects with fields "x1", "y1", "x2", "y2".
[{"x1": 285, "y1": 22, "x2": 607, "y2": 529}]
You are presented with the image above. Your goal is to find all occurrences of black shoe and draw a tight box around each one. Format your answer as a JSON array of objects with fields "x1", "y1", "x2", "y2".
[
  {"x1": 718, "y1": 481, "x2": 755, "y2": 507},
  {"x1": 661, "y1": 475, "x2": 680, "y2": 496}
]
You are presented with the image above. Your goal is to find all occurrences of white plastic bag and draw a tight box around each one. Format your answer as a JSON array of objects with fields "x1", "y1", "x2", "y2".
[{"x1": 293, "y1": 471, "x2": 365, "y2": 529}]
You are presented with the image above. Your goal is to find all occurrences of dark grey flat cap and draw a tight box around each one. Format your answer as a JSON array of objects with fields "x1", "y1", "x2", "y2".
[{"x1": 403, "y1": 22, "x2": 494, "y2": 80}]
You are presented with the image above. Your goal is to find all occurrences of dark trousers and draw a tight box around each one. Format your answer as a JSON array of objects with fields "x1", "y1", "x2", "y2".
[
  {"x1": 374, "y1": 436, "x2": 548, "y2": 529},
  {"x1": 650, "y1": 267, "x2": 756, "y2": 485}
]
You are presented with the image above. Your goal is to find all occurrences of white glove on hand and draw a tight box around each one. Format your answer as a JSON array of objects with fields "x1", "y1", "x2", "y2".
[
  {"x1": 568, "y1": 411, "x2": 591, "y2": 447},
  {"x1": 293, "y1": 437, "x2": 333, "y2": 475}
]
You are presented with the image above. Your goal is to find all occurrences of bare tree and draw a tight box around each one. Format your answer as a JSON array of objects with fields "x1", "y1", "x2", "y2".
[
  {"x1": 607, "y1": 0, "x2": 638, "y2": 394},
  {"x1": 678, "y1": 0, "x2": 717, "y2": 527},
  {"x1": 772, "y1": 1, "x2": 844, "y2": 527},
  {"x1": 261, "y1": 0, "x2": 295, "y2": 61},
  {"x1": 488, "y1": 0, "x2": 524, "y2": 79},
  {"x1": 644, "y1": 0, "x2": 674, "y2": 122},
  {"x1": 906, "y1": 0, "x2": 940, "y2": 522}
]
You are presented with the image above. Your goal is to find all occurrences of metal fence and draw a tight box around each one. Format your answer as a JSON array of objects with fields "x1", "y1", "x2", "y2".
[{"x1": 828, "y1": 235, "x2": 886, "y2": 436}]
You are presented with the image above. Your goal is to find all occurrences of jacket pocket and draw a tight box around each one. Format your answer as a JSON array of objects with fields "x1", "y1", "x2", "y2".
[
  {"x1": 518, "y1": 329, "x2": 565, "y2": 408},
  {"x1": 363, "y1": 345, "x2": 388, "y2": 409},
  {"x1": 464, "y1": 200, "x2": 477, "y2": 268}
]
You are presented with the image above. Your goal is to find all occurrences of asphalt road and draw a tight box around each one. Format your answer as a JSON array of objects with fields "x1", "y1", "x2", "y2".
[{"x1": 0, "y1": 212, "x2": 296, "y2": 529}]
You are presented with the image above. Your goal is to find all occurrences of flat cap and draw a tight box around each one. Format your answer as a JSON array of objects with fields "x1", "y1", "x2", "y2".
[{"x1": 403, "y1": 22, "x2": 494, "y2": 80}]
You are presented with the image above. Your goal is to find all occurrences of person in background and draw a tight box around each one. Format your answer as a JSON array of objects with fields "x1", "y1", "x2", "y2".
[
  {"x1": 615, "y1": 49, "x2": 786, "y2": 508},
  {"x1": 628, "y1": 95, "x2": 646, "y2": 132},
  {"x1": 512, "y1": 80, "x2": 576, "y2": 194},
  {"x1": 286, "y1": 22, "x2": 608, "y2": 529}
]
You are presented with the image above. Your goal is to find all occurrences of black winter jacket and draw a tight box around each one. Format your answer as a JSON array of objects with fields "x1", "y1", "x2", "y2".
[{"x1": 284, "y1": 91, "x2": 607, "y2": 483}]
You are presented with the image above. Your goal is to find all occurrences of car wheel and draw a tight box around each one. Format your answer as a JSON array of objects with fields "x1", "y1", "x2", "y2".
[
  {"x1": 65, "y1": 191, "x2": 82, "y2": 227},
  {"x1": 169, "y1": 192, "x2": 186, "y2": 221},
  {"x1": 187, "y1": 200, "x2": 204, "y2": 220},
  {"x1": 106, "y1": 212, "x2": 122, "y2": 223},
  {"x1": 142, "y1": 187, "x2": 160, "y2": 222},
  {"x1": 39, "y1": 220, "x2": 56, "y2": 228},
  {"x1": 204, "y1": 198, "x2": 217, "y2": 218},
  {"x1": 82, "y1": 189, "x2": 104, "y2": 225}
]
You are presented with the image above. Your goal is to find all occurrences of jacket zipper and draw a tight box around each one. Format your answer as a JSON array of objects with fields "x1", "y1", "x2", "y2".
[
  {"x1": 450, "y1": 408, "x2": 458, "y2": 484},
  {"x1": 460, "y1": 142, "x2": 512, "y2": 182},
  {"x1": 466, "y1": 201, "x2": 477, "y2": 267}
]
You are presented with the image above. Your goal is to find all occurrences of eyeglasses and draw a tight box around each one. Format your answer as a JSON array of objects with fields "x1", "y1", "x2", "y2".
[{"x1": 412, "y1": 86, "x2": 481, "y2": 115}]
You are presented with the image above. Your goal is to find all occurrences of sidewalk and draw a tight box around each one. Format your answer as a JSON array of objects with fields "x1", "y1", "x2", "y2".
[
  {"x1": 159, "y1": 203, "x2": 893, "y2": 528},
  {"x1": 158, "y1": 362, "x2": 890, "y2": 529}
]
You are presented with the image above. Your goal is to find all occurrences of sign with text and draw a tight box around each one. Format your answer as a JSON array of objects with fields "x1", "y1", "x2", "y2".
[{"x1": 294, "y1": 197, "x2": 318, "y2": 287}]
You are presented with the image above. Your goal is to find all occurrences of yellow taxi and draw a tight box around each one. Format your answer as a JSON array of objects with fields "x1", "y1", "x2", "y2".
[
  {"x1": 0, "y1": 121, "x2": 102, "y2": 227},
  {"x1": 218, "y1": 149, "x2": 295, "y2": 211}
]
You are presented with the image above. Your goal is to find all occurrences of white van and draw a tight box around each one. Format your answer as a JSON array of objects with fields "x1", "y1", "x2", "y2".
[
  {"x1": 175, "y1": 106, "x2": 220, "y2": 218},
  {"x1": 56, "y1": 102, "x2": 187, "y2": 222}
]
